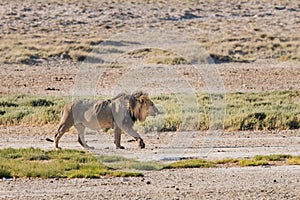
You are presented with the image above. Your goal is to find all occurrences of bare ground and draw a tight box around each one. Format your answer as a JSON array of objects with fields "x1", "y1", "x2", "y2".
[
  {"x1": 1, "y1": 166, "x2": 300, "y2": 200},
  {"x1": 1, "y1": 0, "x2": 300, "y2": 199}
]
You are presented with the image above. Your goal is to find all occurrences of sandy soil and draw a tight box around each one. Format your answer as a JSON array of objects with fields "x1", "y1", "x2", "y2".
[
  {"x1": 2, "y1": 60, "x2": 300, "y2": 96},
  {"x1": 1, "y1": 0, "x2": 300, "y2": 199},
  {"x1": 1, "y1": 166, "x2": 300, "y2": 200}
]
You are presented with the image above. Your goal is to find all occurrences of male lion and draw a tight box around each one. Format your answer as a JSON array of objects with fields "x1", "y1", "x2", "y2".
[{"x1": 47, "y1": 92, "x2": 158, "y2": 150}]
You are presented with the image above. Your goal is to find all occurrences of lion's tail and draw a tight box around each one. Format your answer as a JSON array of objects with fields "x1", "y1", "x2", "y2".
[
  {"x1": 45, "y1": 106, "x2": 65, "y2": 143},
  {"x1": 45, "y1": 138, "x2": 54, "y2": 143}
]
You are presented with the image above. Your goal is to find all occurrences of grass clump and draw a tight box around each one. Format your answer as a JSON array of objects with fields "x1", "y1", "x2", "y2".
[
  {"x1": 0, "y1": 101, "x2": 18, "y2": 107},
  {"x1": 237, "y1": 159, "x2": 269, "y2": 167},
  {"x1": 127, "y1": 48, "x2": 189, "y2": 65},
  {"x1": 287, "y1": 156, "x2": 300, "y2": 165},
  {"x1": 215, "y1": 158, "x2": 240, "y2": 164},
  {"x1": 0, "y1": 148, "x2": 142, "y2": 178},
  {"x1": 0, "y1": 166, "x2": 11, "y2": 178},
  {"x1": 97, "y1": 155, "x2": 132, "y2": 163},
  {"x1": 0, "y1": 95, "x2": 69, "y2": 125},
  {"x1": 254, "y1": 154, "x2": 292, "y2": 162},
  {"x1": 98, "y1": 155, "x2": 164, "y2": 171},
  {"x1": 26, "y1": 99, "x2": 54, "y2": 107},
  {"x1": 163, "y1": 158, "x2": 269, "y2": 169},
  {"x1": 164, "y1": 159, "x2": 215, "y2": 169}
]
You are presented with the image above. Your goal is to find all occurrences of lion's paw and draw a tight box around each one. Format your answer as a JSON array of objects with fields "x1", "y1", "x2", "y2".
[
  {"x1": 137, "y1": 138, "x2": 145, "y2": 149},
  {"x1": 116, "y1": 146, "x2": 125, "y2": 149}
]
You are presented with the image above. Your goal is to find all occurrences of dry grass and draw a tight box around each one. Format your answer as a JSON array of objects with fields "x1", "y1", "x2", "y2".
[
  {"x1": 0, "y1": 33, "x2": 104, "y2": 63},
  {"x1": 201, "y1": 34, "x2": 300, "y2": 63},
  {"x1": 0, "y1": 0, "x2": 299, "y2": 64}
]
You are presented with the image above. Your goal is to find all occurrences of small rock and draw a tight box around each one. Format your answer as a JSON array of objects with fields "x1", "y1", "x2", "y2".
[
  {"x1": 123, "y1": 177, "x2": 130, "y2": 182},
  {"x1": 275, "y1": 6, "x2": 285, "y2": 10}
]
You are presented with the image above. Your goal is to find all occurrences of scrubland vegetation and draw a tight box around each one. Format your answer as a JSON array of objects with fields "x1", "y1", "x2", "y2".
[{"x1": 1, "y1": 91, "x2": 299, "y2": 131}]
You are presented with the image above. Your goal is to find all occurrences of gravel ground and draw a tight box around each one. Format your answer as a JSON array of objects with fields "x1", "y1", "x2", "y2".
[
  {"x1": 1, "y1": 166, "x2": 300, "y2": 200},
  {"x1": 1, "y1": 0, "x2": 300, "y2": 199}
]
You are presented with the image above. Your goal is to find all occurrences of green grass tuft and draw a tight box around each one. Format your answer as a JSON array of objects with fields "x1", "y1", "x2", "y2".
[
  {"x1": 97, "y1": 155, "x2": 133, "y2": 163},
  {"x1": 98, "y1": 155, "x2": 165, "y2": 171},
  {"x1": 238, "y1": 159, "x2": 269, "y2": 167},
  {"x1": 215, "y1": 158, "x2": 240, "y2": 164},
  {"x1": 26, "y1": 99, "x2": 54, "y2": 107},
  {"x1": 164, "y1": 159, "x2": 215, "y2": 169},
  {"x1": 0, "y1": 166, "x2": 12, "y2": 178},
  {"x1": 287, "y1": 156, "x2": 300, "y2": 165},
  {"x1": 254, "y1": 154, "x2": 292, "y2": 161},
  {"x1": 0, "y1": 148, "x2": 143, "y2": 178}
]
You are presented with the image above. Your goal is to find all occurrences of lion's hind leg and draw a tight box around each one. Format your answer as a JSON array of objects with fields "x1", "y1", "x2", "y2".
[
  {"x1": 75, "y1": 124, "x2": 95, "y2": 149},
  {"x1": 54, "y1": 123, "x2": 71, "y2": 150},
  {"x1": 54, "y1": 104, "x2": 74, "y2": 150}
]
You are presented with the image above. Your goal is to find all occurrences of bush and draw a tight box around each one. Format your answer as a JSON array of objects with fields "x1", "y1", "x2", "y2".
[
  {"x1": 0, "y1": 166, "x2": 11, "y2": 178},
  {"x1": 27, "y1": 99, "x2": 54, "y2": 107},
  {"x1": 0, "y1": 101, "x2": 18, "y2": 107},
  {"x1": 239, "y1": 112, "x2": 266, "y2": 130}
]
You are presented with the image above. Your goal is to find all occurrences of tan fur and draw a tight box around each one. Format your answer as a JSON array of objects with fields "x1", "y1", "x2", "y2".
[{"x1": 52, "y1": 92, "x2": 158, "y2": 150}]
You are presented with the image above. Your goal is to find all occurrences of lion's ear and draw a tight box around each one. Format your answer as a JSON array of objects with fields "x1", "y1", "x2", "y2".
[{"x1": 138, "y1": 95, "x2": 148, "y2": 104}]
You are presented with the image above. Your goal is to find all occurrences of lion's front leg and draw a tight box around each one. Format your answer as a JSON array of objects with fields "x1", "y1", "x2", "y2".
[
  {"x1": 114, "y1": 125, "x2": 125, "y2": 149},
  {"x1": 122, "y1": 126, "x2": 145, "y2": 149}
]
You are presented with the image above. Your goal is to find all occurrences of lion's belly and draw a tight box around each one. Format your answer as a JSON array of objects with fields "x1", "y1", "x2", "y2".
[
  {"x1": 72, "y1": 100, "x2": 115, "y2": 130},
  {"x1": 82, "y1": 114, "x2": 113, "y2": 130},
  {"x1": 82, "y1": 108, "x2": 114, "y2": 130},
  {"x1": 98, "y1": 120, "x2": 113, "y2": 129},
  {"x1": 97, "y1": 113, "x2": 114, "y2": 129}
]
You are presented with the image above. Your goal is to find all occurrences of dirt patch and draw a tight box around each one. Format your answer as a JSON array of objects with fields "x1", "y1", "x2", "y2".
[
  {"x1": 1, "y1": 60, "x2": 300, "y2": 96},
  {"x1": 1, "y1": 166, "x2": 300, "y2": 199}
]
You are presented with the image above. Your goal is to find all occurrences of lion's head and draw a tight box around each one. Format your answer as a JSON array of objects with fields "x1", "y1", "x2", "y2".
[{"x1": 129, "y1": 91, "x2": 158, "y2": 122}]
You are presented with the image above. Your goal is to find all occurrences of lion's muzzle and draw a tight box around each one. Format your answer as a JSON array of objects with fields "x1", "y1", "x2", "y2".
[{"x1": 149, "y1": 105, "x2": 159, "y2": 117}]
